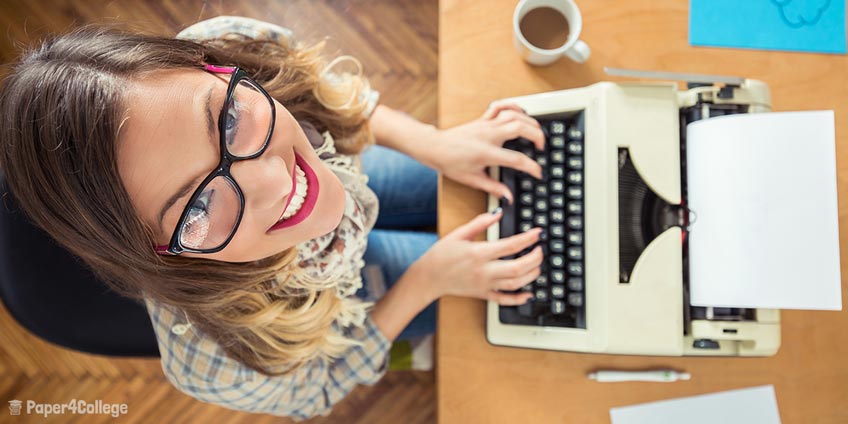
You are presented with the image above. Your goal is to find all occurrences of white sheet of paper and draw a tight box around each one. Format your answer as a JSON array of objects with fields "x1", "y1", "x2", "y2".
[
  {"x1": 610, "y1": 385, "x2": 781, "y2": 424},
  {"x1": 686, "y1": 111, "x2": 842, "y2": 310}
]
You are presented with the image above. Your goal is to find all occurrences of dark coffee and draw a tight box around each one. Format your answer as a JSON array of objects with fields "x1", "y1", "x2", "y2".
[{"x1": 519, "y1": 6, "x2": 570, "y2": 50}]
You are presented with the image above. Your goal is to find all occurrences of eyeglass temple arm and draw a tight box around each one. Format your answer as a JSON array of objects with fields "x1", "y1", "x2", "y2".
[
  {"x1": 204, "y1": 64, "x2": 236, "y2": 74},
  {"x1": 155, "y1": 245, "x2": 176, "y2": 255}
]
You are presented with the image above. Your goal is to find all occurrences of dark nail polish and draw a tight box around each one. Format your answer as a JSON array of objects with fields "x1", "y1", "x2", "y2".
[{"x1": 491, "y1": 207, "x2": 503, "y2": 215}]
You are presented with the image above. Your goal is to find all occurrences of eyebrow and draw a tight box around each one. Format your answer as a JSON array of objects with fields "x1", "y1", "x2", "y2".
[
  {"x1": 156, "y1": 85, "x2": 217, "y2": 235},
  {"x1": 204, "y1": 84, "x2": 216, "y2": 138}
]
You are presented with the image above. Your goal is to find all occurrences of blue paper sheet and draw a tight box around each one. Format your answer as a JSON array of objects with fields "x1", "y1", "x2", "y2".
[{"x1": 690, "y1": 0, "x2": 846, "y2": 54}]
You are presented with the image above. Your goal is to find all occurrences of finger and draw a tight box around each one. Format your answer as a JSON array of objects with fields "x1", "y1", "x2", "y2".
[
  {"x1": 457, "y1": 172, "x2": 514, "y2": 204},
  {"x1": 484, "y1": 246, "x2": 544, "y2": 280},
  {"x1": 494, "y1": 109, "x2": 541, "y2": 130},
  {"x1": 488, "y1": 147, "x2": 542, "y2": 179},
  {"x1": 486, "y1": 290, "x2": 535, "y2": 306},
  {"x1": 479, "y1": 227, "x2": 542, "y2": 259},
  {"x1": 482, "y1": 102, "x2": 526, "y2": 120},
  {"x1": 494, "y1": 265, "x2": 541, "y2": 292},
  {"x1": 445, "y1": 209, "x2": 503, "y2": 241},
  {"x1": 495, "y1": 120, "x2": 546, "y2": 151}
]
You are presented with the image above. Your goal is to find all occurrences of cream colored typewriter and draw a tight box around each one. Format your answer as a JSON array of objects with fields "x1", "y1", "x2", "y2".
[{"x1": 486, "y1": 68, "x2": 780, "y2": 356}]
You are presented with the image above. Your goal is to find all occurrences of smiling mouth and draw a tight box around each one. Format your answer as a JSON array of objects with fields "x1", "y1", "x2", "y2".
[{"x1": 268, "y1": 153, "x2": 319, "y2": 231}]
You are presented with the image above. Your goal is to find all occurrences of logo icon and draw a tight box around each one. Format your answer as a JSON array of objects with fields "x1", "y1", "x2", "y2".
[{"x1": 8, "y1": 400, "x2": 22, "y2": 416}]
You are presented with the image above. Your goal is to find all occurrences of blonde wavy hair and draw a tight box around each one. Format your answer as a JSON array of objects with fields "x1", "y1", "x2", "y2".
[{"x1": 0, "y1": 25, "x2": 375, "y2": 376}]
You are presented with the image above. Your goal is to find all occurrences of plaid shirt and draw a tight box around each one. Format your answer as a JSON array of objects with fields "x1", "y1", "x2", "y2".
[
  {"x1": 142, "y1": 16, "x2": 390, "y2": 420},
  {"x1": 144, "y1": 298, "x2": 391, "y2": 421}
]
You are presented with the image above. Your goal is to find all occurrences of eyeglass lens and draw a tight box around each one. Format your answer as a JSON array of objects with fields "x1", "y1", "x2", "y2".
[
  {"x1": 225, "y1": 79, "x2": 273, "y2": 157},
  {"x1": 179, "y1": 78, "x2": 273, "y2": 250}
]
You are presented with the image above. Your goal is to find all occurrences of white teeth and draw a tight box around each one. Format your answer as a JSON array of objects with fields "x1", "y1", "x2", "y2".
[{"x1": 279, "y1": 164, "x2": 308, "y2": 221}]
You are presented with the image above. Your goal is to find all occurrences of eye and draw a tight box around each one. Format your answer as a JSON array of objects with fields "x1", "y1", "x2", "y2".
[
  {"x1": 224, "y1": 99, "x2": 241, "y2": 146},
  {"x1": 181, "y1": 189, "x2": 215, "y2": 249},
  {"x1": 190, "y1": 189, "x2": 214, "y2": 214}
]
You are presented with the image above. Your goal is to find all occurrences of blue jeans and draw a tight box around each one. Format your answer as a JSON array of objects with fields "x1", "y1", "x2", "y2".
[{"x1": 356, "y1": 145, "x2": 438, "y2": 341}]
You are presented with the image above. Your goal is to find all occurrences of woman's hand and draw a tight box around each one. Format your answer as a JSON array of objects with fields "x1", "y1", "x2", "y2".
[
  {"x1": 409, "y1": 209, "x2": 541, "y2": 305},
  {"x1": 425, "y1": 102, "x2": 546, "y2": 203}
]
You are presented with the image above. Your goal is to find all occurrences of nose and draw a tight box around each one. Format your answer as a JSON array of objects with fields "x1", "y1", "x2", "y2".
[{"x1": 230, "y1": 154, "x2": 293, "y2": 214}]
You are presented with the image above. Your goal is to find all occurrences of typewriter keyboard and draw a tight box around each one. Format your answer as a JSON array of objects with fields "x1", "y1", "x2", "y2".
[{"x1": 497, "y1": 112, "x2": 586, "y2": 329}]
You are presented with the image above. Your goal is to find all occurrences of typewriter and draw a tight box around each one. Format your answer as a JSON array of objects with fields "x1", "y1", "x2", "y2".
[{"x1": 486, "y1": 69, "x2": 781, "y2": 356}]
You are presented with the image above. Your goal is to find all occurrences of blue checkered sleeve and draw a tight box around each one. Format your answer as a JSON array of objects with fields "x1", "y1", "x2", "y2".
[{"x1": 144, "y1": 298, "x2": 391, "y2": 421}]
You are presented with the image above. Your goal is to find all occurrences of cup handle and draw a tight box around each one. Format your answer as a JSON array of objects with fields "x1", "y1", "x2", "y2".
[{"x1": 563, "y1": 40, "x2": 591, "y2": 63}]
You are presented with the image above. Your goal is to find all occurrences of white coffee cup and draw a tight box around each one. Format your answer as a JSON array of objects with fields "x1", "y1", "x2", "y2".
[{"x1": 513, "y1": 0, "x2": 591, "y2": 66}]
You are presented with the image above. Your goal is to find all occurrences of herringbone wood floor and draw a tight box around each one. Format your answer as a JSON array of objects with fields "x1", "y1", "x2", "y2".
[{"x1": 0, "y1": 1, "x2": 437, "y2": 422}]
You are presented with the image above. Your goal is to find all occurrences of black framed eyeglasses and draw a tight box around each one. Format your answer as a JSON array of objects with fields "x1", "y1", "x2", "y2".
[{"x1": 155, "y1": 65, "x2": 276, "y2": 255}]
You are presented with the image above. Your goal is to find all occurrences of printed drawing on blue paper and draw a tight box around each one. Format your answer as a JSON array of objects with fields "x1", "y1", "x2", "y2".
[{"x1": 690, "y1": 0, "x2": 846, "y2": 54}]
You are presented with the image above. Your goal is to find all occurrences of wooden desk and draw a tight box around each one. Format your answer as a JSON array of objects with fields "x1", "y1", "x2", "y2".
[{"x1": 436, "y1": 1, "x2": 848, "y2": 422}]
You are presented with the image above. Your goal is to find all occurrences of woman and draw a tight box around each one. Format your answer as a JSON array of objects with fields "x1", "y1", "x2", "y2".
[{"x1": 0, "y1": 17, "x2": 544, "y2": 420}]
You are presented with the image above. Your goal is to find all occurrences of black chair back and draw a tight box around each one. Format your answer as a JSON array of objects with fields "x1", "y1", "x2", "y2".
[{"x1": 0, "y1": 172, "x2": 159, "y2": 357}]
